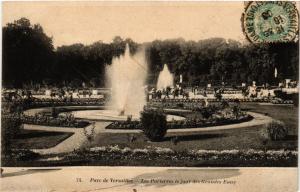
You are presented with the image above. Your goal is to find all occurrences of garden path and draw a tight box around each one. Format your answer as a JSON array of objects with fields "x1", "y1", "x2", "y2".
[
  {"x1": 101, "y1": 112, "x2": 273, "y2": 133},
  {"x1": 24, "y1": 111, "x2": 272, "y2": 155},
  {"x1": 23, "y1": 122, "x2": 111, "y2": 154}
]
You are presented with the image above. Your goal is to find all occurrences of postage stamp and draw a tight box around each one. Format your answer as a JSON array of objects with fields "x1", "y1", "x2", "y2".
[
  {"x1": 242, "y1": 1, "x2": 299, "y2": 43},
  {"x1": 1, "y1": 1, "x2": 299, "y2": 192}
]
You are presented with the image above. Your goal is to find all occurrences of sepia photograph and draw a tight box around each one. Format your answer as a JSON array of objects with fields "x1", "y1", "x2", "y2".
[{"x1": 1, "y1": 1, "x2": 299, "y2": 191}]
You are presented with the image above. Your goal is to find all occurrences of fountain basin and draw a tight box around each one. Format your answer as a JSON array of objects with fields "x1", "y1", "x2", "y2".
[{"x1": 71, "y1": 109, "x2": 185, "y2": 122}]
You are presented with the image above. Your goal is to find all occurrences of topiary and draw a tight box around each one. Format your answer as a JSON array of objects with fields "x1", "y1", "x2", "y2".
[{"x1": 140, "y1": 108, "x2": 167, "y2": 141}]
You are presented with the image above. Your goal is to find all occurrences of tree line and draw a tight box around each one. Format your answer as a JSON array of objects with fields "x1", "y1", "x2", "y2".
[{"x1": 3, "y1": 18, "x2": 299, "y2": 88}]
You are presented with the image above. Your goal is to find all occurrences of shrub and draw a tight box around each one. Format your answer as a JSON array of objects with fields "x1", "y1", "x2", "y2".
[
  {"x1": 292, "y1": 94, "x2": 298, "y2": 107},
  {"x1": 274, "y1": 90, "x2": 296, "y2": 101},
  {"x1": 127, "y1": 115, "x2": 132, "y2": 122},
  {"x1": 1, "y1": 116, "x2": 22, "y2": 154},
  {"x1": 140, "y1": 109, "x2": 167, "y2": 141},
  {"x1": 233, "y1": 99, "x2": 240, "y2": 105},
  {"x1": 51, "y1": 107, "x2": 58, "y2": 118},
  {"x1": 232, "y1": 105, "x2": 241, "y2": 118},
  {"x1": 220, "y1": 100, "x2": 229, "y2": 109},
  {"x1": 215, "y1": 92, "x2": 222, "y2": 101},
  {"x1": 11, "y1": 149, "x2": 41, "y2": 161},
  {"x1": 176, "y1": 103, "x2": 184, "y2": 108},
  {"x1": 242, "y1": 87, "x2": 249, "y2": 97},
  {"x1": 199, "y1": 105, "x2": 218, "y2": 119},
  {"x1": 265, "y1": 120, "x2": 288, "y2": 141}
]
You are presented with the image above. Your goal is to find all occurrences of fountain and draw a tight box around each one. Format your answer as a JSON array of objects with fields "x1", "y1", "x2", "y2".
[
  {"x1": 157, "y1": 64, "x2": 174, "y2": 90},
  {"x1": 71, "y1": 44, "x2": 185, "y2": 122},
  {"x1": 106, "y1": 43, "x2": 147, "y2": 117}
]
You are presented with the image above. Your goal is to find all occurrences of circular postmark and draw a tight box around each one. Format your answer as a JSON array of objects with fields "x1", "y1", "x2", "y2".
[{"x1": 242, "y1": 1, "x2": 299, "y2": 43}]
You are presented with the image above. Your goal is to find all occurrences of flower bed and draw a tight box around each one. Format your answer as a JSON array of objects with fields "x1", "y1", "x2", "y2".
[
  {"x1": 271, "y1": 99, "x2": 293, "y2": 104},
  {"x1": 3, "y1": 98, "x2": 106, "y2": 111},
  {"x1": 14, "y1": 113, "x2": 90, "y2": 128},
  {"x1": 2, "y1": 146, "x2": 297, "y2": 167},
  {"x1": 1, "y1": 149, "x2": 41, "y2": 165},
  {"x1": 107, "y1": 121, "x2": 141, "y2": 129},
  {"x1": 60, "y1": 145, "x2": 297, "y2": 167},
  {"x1": 107, "y1": 103, "x2": 252, "y2": 130},
  {"x1": 149, "y1": 97, "x2": 291, "y2": 104},
  {"x1": 168, "y1": 114, "x2": 253, "y2": 129},
  {"x1": 106, "y1": 109, "x2": 252, "y2": 130},
  {"x1": 2, "y1": 99, "x2": 102, "y2": 128}
]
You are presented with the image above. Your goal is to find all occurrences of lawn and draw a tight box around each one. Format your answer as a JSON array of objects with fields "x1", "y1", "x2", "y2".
[
  {"x1": 240, "y1": 103, "x2": 298, "y2": 134},
  {"x1": 84, "y1": 103, "x2": 298, "y2": 151},
  {"x1": 12, "y1": 130, "x2": 74, "y2": 149}
]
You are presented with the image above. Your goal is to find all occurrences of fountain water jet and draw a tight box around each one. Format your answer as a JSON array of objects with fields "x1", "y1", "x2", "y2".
[
  {"x1": 157, "y1": 64, "x2": 174, "y2": 90},
  {"x1": 106, "y1": 44, "x2": 147, "y2": 117}
]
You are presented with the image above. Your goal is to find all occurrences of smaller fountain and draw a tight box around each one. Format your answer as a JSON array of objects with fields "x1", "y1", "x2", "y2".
[{"x1": 156, "y1": 64, "x2": 174, "y2": 90}]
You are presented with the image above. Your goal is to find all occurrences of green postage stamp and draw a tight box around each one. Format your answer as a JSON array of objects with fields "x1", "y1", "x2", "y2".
[{"x1": 242, "y1": 1, "x2": 299, "y2": 43}]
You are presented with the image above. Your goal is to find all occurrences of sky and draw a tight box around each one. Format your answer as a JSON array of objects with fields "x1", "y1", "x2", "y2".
[{"x1": 3, "y1": 1, "x2": 247, "y2": 47}]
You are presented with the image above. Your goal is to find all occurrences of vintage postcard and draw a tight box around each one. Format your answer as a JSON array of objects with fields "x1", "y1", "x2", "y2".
[{"x1": 1, "y1": 1, "x2": 299, "y2": 192}]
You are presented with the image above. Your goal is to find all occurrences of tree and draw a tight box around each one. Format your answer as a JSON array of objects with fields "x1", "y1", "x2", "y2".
[
  {"x1": 3, "y1": 18, "x2": 298, "y2": 88},
  {"x1": 243, "y1": 44, "x2": 276, "y2": 84},
  {"x1": 3, "y1": 18, "x2": 54, "y2": 87},
  {"x1": 90, "y1": 77, "x2": 100, "y2": 88}
]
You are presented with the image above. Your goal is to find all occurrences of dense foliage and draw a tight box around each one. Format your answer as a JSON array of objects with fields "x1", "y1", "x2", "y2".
[
  {"x1": 3, "y1": 18, "x2": 54, "y2": 87},
  {"x1": 3, "y1": 18, "x2": 299, "y2": 88}
]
